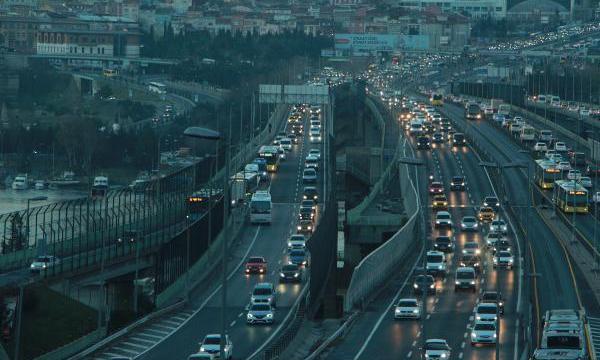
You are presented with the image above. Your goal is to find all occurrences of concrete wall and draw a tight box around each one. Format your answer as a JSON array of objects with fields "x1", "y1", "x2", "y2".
[{"x1": 33, "y1": 327, "x2": 106, "y2": 360}]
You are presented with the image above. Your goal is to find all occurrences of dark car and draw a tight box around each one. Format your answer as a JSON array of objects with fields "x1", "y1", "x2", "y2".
[
  {"x1": 303, "y1": 186, "x2": 319, "y2": 201},
  {"x1": 289, "y1": 249, "x2": 308, "y2": 267},
  {"x1": 433, "y1": 236, "x2": 455, "y2": 253},
  {"x1": 450, "y1": 176, "x2": 465, "y2": 191},
  {"x1": 245, "y1": 256, "x2": 267, "y2": 274},
  {"x1": 483, "y1": 196, "x2": 500, "y2": 212},
  {"x1": 299, "y1": 206, "x2": 314, "y2": 221},
  {"x1": 297, "y1": 219, "x2": 313, "y2": 234},
  {"x1": 480, "y1": 291, "x2": 505, "y2": 315},
  {"x1": 417, "y1": 136, "x2": 431, "y2": 150},
  {"x1": 493, "y1": 239, "x2": 511, "y2": 255},
  {"x1": 440, "y1": 121, "x2": 452, "y2": 132},
  {"x1": 432, "y1": 132, "x2": 444, "y2": 143},
  {"x1": 429, "y1": 182, "x2": 444, "y2": 194},
  {"x1": 413, "y1": 274, "x2": 436, "y2": 295},
  {"x1": 459, "y1": 254, "x2": 482, "y2": 274},
  {"x1": 451, "y1": 133, "x2": 466, "y2": 146},
  {"x1": 279, "y1": 264, "x2": 302, "y2": 283}
]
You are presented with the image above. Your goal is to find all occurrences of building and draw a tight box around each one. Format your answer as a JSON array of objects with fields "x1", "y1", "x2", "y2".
[
  {"x1": 395, "y1": 0, "x2": 507, "y2": 18},
  {"x1": 507, "y1": 0, "x2": 569, "y2": 22}
]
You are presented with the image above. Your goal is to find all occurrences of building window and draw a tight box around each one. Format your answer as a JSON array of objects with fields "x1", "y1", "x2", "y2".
[
  {"x1": 496, "y1": 7, "x2": 502, "y2": 11},
  {"x1": 101, "y1": 47, "x2": 105, "y2": 54}
]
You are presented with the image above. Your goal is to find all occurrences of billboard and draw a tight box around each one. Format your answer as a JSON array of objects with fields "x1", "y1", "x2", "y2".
[{"x1": 335, "y1": 34, "x2": 429, "y2": 52}]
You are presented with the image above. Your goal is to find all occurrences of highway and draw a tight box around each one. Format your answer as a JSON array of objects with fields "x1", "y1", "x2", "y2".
[
  {"x1": 85, "y1": 105, "x2": 328, "y2": 359},
  {"x1": 326, "y1": 101, "x2": 520, "y2": 360}
]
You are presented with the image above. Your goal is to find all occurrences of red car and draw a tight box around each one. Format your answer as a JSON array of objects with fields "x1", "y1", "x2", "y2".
[
  {"x1": 245, "y1": 256, "x2": 267, "y2": 275},
  {"x1": 429, "y1": 182, "x2": 444, "y2": 194}
]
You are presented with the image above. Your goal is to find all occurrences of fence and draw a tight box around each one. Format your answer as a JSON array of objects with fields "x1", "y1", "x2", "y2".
[
  {"x1": 343, "y1": 138, "x2": 421, "y2": 312},
  {"x1": 454, "y1": 81, "x2": 526, "y2": 107}
]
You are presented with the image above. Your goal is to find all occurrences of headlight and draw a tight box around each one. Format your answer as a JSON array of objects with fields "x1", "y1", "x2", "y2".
[
  {"x1": 280, "y1": 273, "x2": 285, "y2": 277},
  {"x1": 436, "y1": 220, "x2": 440, "y2": 224},
  {"x1": 266, "y1": 313, "x2": 273, "y2": 318},
  {"x1": 430, "y1": 284, "x2": 435, "y2": 288},
  {"x1": 455, "y1": 281, "x2": 460, "y2": 285},
  {"x1": 461, "y1": 223, "x2": 465, "y2": 227},
  {"x1": 438, "y1": 265, "x2": 443, "y2": 269},
  {"x1": 247, "y1": 313, "x2": 254, "y2": 319},
  {"x1": 302, "y1": 260, "x2": 307, "y2": 265},
  {"x1": 294, "y1": 273, "x2": 299, "y2": 277},
  {"x1": 307, "y1": 226, "x2": 312, "y2": 230},
  {"x1": 509, "y1": 258, "x2": 514, "y2": 263},
  {"x1": 476, "y1": 315, "x2": 481, "y2": 320},
  {"x1": 395, "y1": 308, "x2": 401, "y2": 314},
  {"x1": 494, "y1": 258, "x2": 498, "y2": 264},
  {"x1": 200, "y1": 346, "x2": 205, "y2": 352},
  {"x1": 441, "y1": 354, "x2": 447, "y2": 358},
  {"x1": 413, "y1": 309, "x2": 419, "y2": 314},
  {"x1": 42, "y1": 264, "x2": 47, "y2": 268},
  {"x1": 493, "y1": 333, "x2": 497, "y2": 338},
  {"x1": 297, "y1": 226, "x2": 301, "y2": 230},
  {"x1": 471, "y1": 333, "x2": 476, "y2": 338},
  {"x1": 414, "y1": 284, "x2": 419, "y2": 289},
  {"x1": 303, "y1": 195, "x2": 307, "y2": 199},
  {"x1": 470, "y1": 281, "x2": 475, "y2": 285},
  {"x1": 30, "y1": 264, "x2": 35, "y2": 269},
  {"x1": 288, "y1": 242, "x2": 292, "y2": 247},
  {"x1": 498, "y1": 302, "x2": 503, "y2": 306}
]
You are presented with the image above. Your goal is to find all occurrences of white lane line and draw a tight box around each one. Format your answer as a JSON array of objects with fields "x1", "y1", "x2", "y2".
[
  {"x1": 464, "y1": 332, "x2": 468, "y2": 338},
  {"x1": 459, "y1": 352, "x2": 464, "y2": 359},
  {"x1": 230, "y1": 320, "x2": 236, "y2": 327},
  {"x1": 461, "y1": 341, "x2": 466, "y2": 349},
  {"x1": 238, "y1": 312, "x2": 244, "y2": 318},
  {"x1": 407, "y1": 351, "x2": 412, "y2": 358},
  {"x1": 412, "y1": 340, "x2": 417, "y2": 347},
  {"x1": 426, "y1": 314, "x2": 431, "y2": 320}
]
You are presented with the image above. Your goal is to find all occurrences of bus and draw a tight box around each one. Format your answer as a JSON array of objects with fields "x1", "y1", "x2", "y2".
[
  {"x1": 103, "y1": 68, "x2": 118, "y2": 77},
  {"x1": 258, "y1": 145, "x2": 280, "y2": 173},
  {"x1": 430, "y1": 93, "x2": 444, "y2": 106},
  {"x1": 250, "y1": 190, "x2": 272, "y2": 224},
  {"x1": 520, "y1": 126, "x2": 536, "y2": 142},
  {"x1": 535, "y1": 159, "x2": 561, "y2": 189},
  {"x1": 148, "y1": 82, "x2": 167, "y2": 95},
  {"x1": 553, "y1": 180, "x2": 589, "y2": 214},
  {"x1": 188, "y1": 188, "x2": 223, "y2": 215}
]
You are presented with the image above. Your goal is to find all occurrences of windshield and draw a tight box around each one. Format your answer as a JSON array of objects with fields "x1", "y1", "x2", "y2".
[
  {"x1": 457, "y1": 271, "x2": 474, "y2": 279},
  {"x1": 478, "y1": 305, "x2": 497, "y2": 314},
  {"x1": 290, "y1": 250, "x2": 305, "y2": 257},
  {"x1": 468, "y1": 105, "x2": 480, "y2": 112},
  {"x1": 425, "y1": 342, "x2": 448, "y2": 350},
  {"x1": 437, "y1": 214, "x2": 450, "y2": 220},
  {"x1": 436, "y1": 237, "x2": 450, "y2": 244},
  {"x1": 499, "y1": 251, "x2": 511, "y2": 257},
  {"x1": 251, "y1": 200, "x2": 271, "y2": 213},
  {"x1": 398, "y1": 300, "x2": 418, "y2": 307},
  {"x1": 463, "y1": 217, "x2": 476, "y2": 223},
  {"x1": 465, "y1": 243, "x2": 478, "y2": 249},
  {"x1": 427, "y1": 255, "x2": 443, "y2": 263},
  {"x1": 474, "y1": 323, "x2": 495, "y2": 331},
  {"x1": 204, "y1": 337, "x2": 221, "y2": 345},
  {"x1": 483, "y1": 293, "x2": 498, "y2": 301},
  {"x1": 282, "y1": 265, "x2": 298, "y2": 271},
  {"x1": 547, "y1": 336, "x2": 580, "y2": 349},
  {"x1": 251, "y1": 304, "x2": 271, "y2": 311},
  {"x1": 253, "y1": 287, "x2": 273, "y2": 296}
]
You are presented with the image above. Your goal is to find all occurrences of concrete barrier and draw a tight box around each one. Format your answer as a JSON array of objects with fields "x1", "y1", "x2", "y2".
[{"x1": 35, "y1": 327, "x2": 106, "y2": 360}]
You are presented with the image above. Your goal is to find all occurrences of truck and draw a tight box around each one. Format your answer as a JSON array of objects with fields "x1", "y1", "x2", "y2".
[
  {"x1": 498, "y1": 104, "x2": 511, "y2": 116},
  {"x1": 490, "y1": 99, "x2": 503, "y2": 112},
  {"x1": 230, "y1": 171, "x2": 259, "y2": 206},
  {"x1": 532, "y1": 309, "x2": 589, "y2": 360}
]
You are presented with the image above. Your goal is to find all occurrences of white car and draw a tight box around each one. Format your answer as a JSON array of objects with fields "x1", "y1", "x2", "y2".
[
  {"x1": 287, "y1": 234, "x2": 306, "y2": 250},
  {"x1": 556, "y1": 161, "x2": 571, "y2": 171},
  {"x1": 544, "y1": 149, "x2": 557, "y2": 159},
  {"x1": 199, "y1": 334, "x2": 233, "y2": 359},
  {"x1": 309, "y1": 148, "x2": 321, "y2": 160},
  {"x1": 309, "y1": 129, "x2": 321, "y2": 143},
  {"x1": 247, "y1": 303, "x2": 274, "y2": 325},
  {"x1": 305, "y1": 154, "x2": 319, "y2": 169},
  {"x1": 434, "y1": 211, "x2": 453, "y2": 228},
  {"x1": 471, "y1": 321, "x2": 497, "y2": 346},
  {"x1": 460, "y1": 216, "x2": 479, "y2": 231},
  {"x1": 273, "y1": 135, "x2": 284, "y2": 145},
  {"x1": 548, "y1": 154, "x2": 563, "y2": 163},
  {"x1": 567, "y1": 170, "x2": 581, "y2": 181},
  {"x1": 533, "y1": 142, "x2": 548, "y2": 152},
  {"x1": 580, "y1": 176, "x2": 593, "y2": 188},
  {"x1": 30, "y1": 255, "x2": 60, "y2": 273},
  {"x1": 490, "y1": 219, "x2": 508, "y2": 234},
  {"x1": 463, "y1": 241, "x2": 481, "y2": 256},
  {"x1": 554, "y1": 142, "x2": 567, "y2": 152},
  {"x1": 580, "y1": 108, "x2": 591, "y2": 117},
  {"x1": 475, "y1": 303, "x2": 499, "y2": 323},
  {"x1": 302, "y1": 168, "x2": 317, "y2": 183},
  {"x1": 422, "y1": 339, "x2": 451, "y2": 360},
  {"x1": 494, "y1": 250, "x2": 514, "y2": 269},
  {"x1": 485, "y1": 232, "x2": 505, "y2": 248},
  {"x1": 394, "y1": 298, "x2": 421, "y2": 319},
  {"x1": 426, "y1": 250, "x2": 447, "y2": 276},
  {"x1": 279, "y1": 138, "x2": 292, "y2": 151}
]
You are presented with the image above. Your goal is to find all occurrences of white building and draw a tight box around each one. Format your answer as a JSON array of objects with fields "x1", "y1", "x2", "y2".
[{"x1": 395, "y1": 0, "x2": 507, "y2": 19}]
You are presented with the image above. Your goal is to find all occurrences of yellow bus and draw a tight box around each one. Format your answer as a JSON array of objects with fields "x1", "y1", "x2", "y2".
[
  {"x1": 534, "y1": 159, "x2": 561, "y2": 189},
  {"x1": 430, "y1": 93, "x2": 444, "y2": 106},
  {"x1": 553, "y1": 180, "x2": 588, "y2": 214},
  {"x1": 103, "y1": 68, "x2": 118, "y2": 77}
]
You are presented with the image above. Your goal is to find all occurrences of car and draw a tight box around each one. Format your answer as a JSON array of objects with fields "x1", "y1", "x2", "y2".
[
  {"x1": 299, "y1": 207, "x2": 314, "y2": 221},
  {"x1": 301, "y1": 199, "x2": 317, "y2": 212},
  {"x1": 247, "y1": 303, "x2": 274, "y2": 325},
  {"x1": 273, "y1": 135, "x2": 284, "y2": 145},
  {"x1": 303, "y1": 186, "x2": 319, "y2": 201},
  {"x1": 432, "y1": 132, "x2": 444, "y2": 143},
  {"x1": 459, "y1": 255, "x2": 482, "y2": 274},
  {"x1": 450, "y1": 176, "x2": 466, "y2": 191},
  {"x1": 309, "y1": 128, "x2": 321, "y2": 143},
  {"x1": 302, "y1": 168, "x2": 317, "y2": 183},
  {"x1": 455, "y1": 267, "x2": 477, "y2": 291},
  {"x1": 480, "y1": 291, "x2": 505, "y2": 315},
  {"x1": 471, "y1": 321, "x2": 497, "y2": 346},
  {"x1": 309, "y1": 148, "x2": 321, "y2": 160},
  {"x1": 288, "y1": 234, "x2": 306, "y2": 250},
  {"x1": 245, "y1": 256, "x2": 267, "y2": 275},
  {"x1": 434, "y1": 211, "x2": 452, "y2": 228},
  {"x1": 554, "y1": 142, "x2": 567, "y2": 152},
  {"x1": 251, "y1": 282, "x2": 277, "y2": 307},
  {"x1": 566, "y1": 169, "x2": 582, "y2": 181},
  {"x1": 422, "y1": 339, "x2": 451, "y2": 360},
  {"x1": 279, "y1": 264, "x2": 302, "y2": 283},
  {"x1": 278, "y1": 146, "x2": 287, "y2": 160},
  {"x1": 460, "y1": 216, "x2": 478, "y2": 231},
  {"x1": 463, "y1": 241, "x2": 481, "y2": 256},
  {"x1": 305, "y1": 154, "x2": 319, "y2": 169},
  {"x1": 533, "y1": 142, "x2": 548, "y2": 152},
  {"x1": 433, "y1": 236, "x2": 455, "y2": 253},
  {"x1": 426, "y1": 250, "x2": 446, "y2": 276},
  {"x1": 475, "y1": 303, "x2": 499, "y2": 323},
  {"x1": 394, "y1": 298, "x2": 422, "y2": 319},
  {"x1": 490, "y1": 219, "x2": 508, "y2": 234},
  {"x1": 493, "y1": 239, "x2": 512, "y2": 255},
  {"x1": 289, "y1": 248, "x2": 309, "y2": 267},
  {"x1": 432, "y1": 194, "x2": 448, "y2": 209},
  {"x1": 417, "y1": 136, "x2": 431, "y2": 150},
  {"x1": 478, "y1": 207, "x2": 495, "y2": 223},
  {"x1": 494, "y1": 250, "x2": 514, "y2": 269},
  {"x1": 440, "y1": 122, "x2": 452, "y2": 132},
  {"x1": 287, "y1": 133, "x2": 298, "y2": 144},
  {"x1": 280, "y1": 138, "x2": 292, "y2": 151},
  {"x1": 429, "y1": 182, "x2": 444, "y2": 194},
  {"x1": 483, "y1": 196, "x2": 500, "y2": 212},
  {"x1": 297, "y1": 219, "x2": 313, "y2": 235},
  {"x1": 30, "y1": 255, "x2": 60, "y2": 273},
  {"x1": 580, "y1": 176, "x2": 593, "y2": 188},
  {"x1": 413, "y1": 274, "x2": 436, "y2": 295},
  {"x1": 557, "y1": 161, "x2": 571, "y2": 171},
  {"x1": 199, "y1": 334, "x2": 233, "y2": 359},
  {"x1": 451, "y1": 132, "x2": 466, "y2": 146}
]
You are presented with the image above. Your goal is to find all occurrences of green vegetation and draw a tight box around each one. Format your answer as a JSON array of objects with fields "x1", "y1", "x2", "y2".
[{"x1": 8, "y1": 285, "x2": 97, "y2": 360}]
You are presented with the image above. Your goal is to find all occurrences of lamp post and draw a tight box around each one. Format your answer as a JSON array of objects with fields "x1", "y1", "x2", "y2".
[{"x1": 184, "y1": 126, "x2": 230, "y2": 359}]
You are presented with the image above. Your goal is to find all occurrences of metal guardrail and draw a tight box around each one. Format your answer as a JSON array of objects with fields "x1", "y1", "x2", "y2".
[{"x1": 304, "y1": 311, "x2": 359, "y2": 360}]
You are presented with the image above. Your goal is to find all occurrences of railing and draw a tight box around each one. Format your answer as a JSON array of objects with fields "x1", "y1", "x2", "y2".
[{"x1": 344, "y1": 137, "x2": 421, "y2": 312}]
